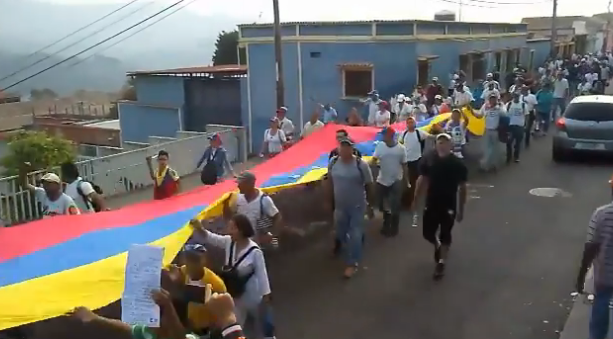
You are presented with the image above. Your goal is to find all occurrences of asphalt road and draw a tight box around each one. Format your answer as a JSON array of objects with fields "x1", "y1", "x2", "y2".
[
  {"x1": 16, "y1": 134, "x2": 610, "y2": 339},
  {"x1": 262, "y1": 136, "x2": 612, "y2": 339}
]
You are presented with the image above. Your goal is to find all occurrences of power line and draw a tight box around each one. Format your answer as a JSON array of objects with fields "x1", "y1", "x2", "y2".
[
  {"x1": 0, "y1": 0, "x2": 155, "y2": 84},
  {"x1": 467, "y1": 0, "x2": 551, "y2": 4},
  {"x1": 1, "y1": 0, "x2": 188, "y2": 92},
  {"x1": 69, "y1": 0, "x2": 199, "y2": 68},
  {"x1": 15, "y1": 0, "x2": 141, "y2": 60}
]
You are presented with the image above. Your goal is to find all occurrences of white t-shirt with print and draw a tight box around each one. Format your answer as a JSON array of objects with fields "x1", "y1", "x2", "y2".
[
  {"x1": 64, "y1": 177, "x2": 96, "y2": 213},
  {"x1": 235, "y1": 190, "x2": 280, "y2": 232},
  {"x1": 264, "y1": 129, "x2": 286, "y2": 154},
  {"x1": 401, "y1": 129, "x2": 427, "y2": 162},
  {"x1": 373, "y1": 142, "x2": 407, "y2": 187},
  {"x1": 34, "y1": 187, "x2": 80, "y2": 218}
]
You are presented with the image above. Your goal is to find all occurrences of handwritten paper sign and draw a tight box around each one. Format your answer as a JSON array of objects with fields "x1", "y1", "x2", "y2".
[{"x1": 121, "y1": 244, "x2": 164, "y2": 327}]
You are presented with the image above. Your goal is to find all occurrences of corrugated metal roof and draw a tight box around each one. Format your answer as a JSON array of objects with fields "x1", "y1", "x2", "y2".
[
  {"x1": 127, "y1": 64, "x2": 247, "y2": 76},
  {"x1": 238, "y1": 19, "x2": 526, "y2": 28}
]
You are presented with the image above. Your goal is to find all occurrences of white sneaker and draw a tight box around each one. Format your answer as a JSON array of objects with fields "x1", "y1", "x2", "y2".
[
  {"x1": 411, "y1": 214, "x2": 419, "y2": 227},
  {"x1": 454, "y1": 152, "x2": 464, "y2": 158}
]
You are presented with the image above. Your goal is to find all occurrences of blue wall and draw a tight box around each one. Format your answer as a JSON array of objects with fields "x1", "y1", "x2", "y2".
[
  {"x1": 528, "y1": 40, "x2": 551, "y2": 70},
  {"x1": 242, "y1": 35, "x2": 528, "y2": 152},
  {"x1": 133, "y1": 76, "x2": 185, "y2": 107},
  {"x1": 118, "y1": 103, "x2": 182, "y2": 143}
]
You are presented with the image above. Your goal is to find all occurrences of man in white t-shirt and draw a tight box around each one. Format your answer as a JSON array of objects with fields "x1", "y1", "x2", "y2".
[
  {"x1": 552, "y1": 73, "x2": 569, "y2": 119},
  {"x1": 223, "y1": 171, "x2": 296, "y2": 246},
  {"x1": 400, "y1": 116, "x2": 434, "y2": 226},
  {"x1": 520, "y1": 85, "x2": 538, "y2": 148},
  {"x1": 371, "y1": 127, "x2": 408, "y2": 237},
  {"x1": 301, "y1": 111, "x2": 324, "y2": 139},
  {"x1": 453, "y1": 84, "x2": 474, "y2": 108},
  {"x1": 373, "y1": 101, "x2": 391, "y2": 127},
  {"x1": 61, "y1": 162, "x2": 107, "y2": 213},
  {"x1": 276, "y1": 107, "x2": 295, "y2": 140},
  {"x1": 21, "y1": 172, "x2": 80, "y2": 218}
]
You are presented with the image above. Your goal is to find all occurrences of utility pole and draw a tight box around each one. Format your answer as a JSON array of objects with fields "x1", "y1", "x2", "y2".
[
  {"x1": 458, "y1": 0, "x2": 463, "y2": 22},
  {"x1": 272, "y1": 0, "x2": 285, "y2": 108},
  {"x1": 550, "y1": 0, "x2": 558, "y2": 57},
  {"x1": 603, "y1": 0, "x2": 612, "y2": 53}
]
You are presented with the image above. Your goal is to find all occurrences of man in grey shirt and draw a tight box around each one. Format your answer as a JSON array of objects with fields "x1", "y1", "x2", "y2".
[
  {"x1": 576, "y1": 179, "x2": 613, "y2": 339},
  {"x1": 326, "y1": 137, "x2": 374, "y2": 279}
]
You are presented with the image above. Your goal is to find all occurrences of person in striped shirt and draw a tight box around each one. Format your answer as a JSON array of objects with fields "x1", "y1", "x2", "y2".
[{"x1": 576, "y1": 178, "x2": 613, "y2": 339}]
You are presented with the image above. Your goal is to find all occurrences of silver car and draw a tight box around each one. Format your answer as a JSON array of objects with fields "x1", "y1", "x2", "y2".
[{"x1": 553, "y1": 95, "x2": 613, "y2": 162}]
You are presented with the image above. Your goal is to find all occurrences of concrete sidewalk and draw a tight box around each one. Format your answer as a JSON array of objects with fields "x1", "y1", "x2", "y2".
[{"x1": 105, "y1": 158, "x2": 264, "y2": 209}]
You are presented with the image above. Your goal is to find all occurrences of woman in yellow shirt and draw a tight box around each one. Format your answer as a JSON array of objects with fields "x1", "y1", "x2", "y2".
[{"x1": 166, "y1": 244, "x2": 227, "y2": 335}]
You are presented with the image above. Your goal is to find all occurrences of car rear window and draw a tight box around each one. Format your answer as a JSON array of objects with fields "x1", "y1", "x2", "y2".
[{"x1": 564, "y1": 102, "x2": 613, "y2": 122}]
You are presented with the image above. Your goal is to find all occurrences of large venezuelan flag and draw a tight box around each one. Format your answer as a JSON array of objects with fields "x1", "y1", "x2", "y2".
[{"x1": 0, "y1": 110, "x2": 483, "y2": 329}]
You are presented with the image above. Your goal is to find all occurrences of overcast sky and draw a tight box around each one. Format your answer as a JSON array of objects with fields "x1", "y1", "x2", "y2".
[{"x1": 45, "y1": 0, "x2": 611, "y2": 24}]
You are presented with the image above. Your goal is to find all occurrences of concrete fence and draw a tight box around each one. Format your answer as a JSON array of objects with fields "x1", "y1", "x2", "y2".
[{"x1": 0, "y1": 125, "x2": 247, "y2": 226}]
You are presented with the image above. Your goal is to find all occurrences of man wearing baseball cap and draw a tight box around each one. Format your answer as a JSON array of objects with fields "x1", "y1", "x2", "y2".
[
  {"x1": 19, "y1": 169, "x2": 80, "y2": 217},
  {"x1": 411, "y1": 132, "x2": 468, "y2": 280},
  {"x1": 371, "y1": 126, "x2": 408, "y2": 237}
]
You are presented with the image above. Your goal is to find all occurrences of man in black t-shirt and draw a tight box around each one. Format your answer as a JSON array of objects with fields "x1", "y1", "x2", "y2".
[{"x1": 412, "y1": 133, "x2": 468, "y2": 280}]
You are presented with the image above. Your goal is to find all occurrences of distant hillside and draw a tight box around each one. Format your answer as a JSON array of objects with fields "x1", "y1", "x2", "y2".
[
  {"x1": 0, "y1": 50, "x2": 128, "y2": 96},
  {"x1": 0, "y1": 0, "x2": 243, "y2": 70}
]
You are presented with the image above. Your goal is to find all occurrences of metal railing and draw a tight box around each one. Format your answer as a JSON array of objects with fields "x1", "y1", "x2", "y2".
[{"x1": 0, "y1": 126, "x2": 246, "y2": 226}]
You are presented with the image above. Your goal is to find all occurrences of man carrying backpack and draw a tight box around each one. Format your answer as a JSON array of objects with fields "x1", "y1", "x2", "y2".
[
  {"x1": 505, "y1": 92, "x2": 529, "y2": 164},
  {"x1": 400, "y1": 116, "x2": 434, "y2": 226},
  {"x1": 61, "y1": 162, "x2": 108, "y2": 213}
]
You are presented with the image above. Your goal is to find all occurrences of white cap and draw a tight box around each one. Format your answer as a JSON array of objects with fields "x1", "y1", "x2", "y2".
[
  {"x1": 41, "y1": 173, "x2": 61, "y2": 184},
  {"x1": 432, "y1": 76, "x2": 439, "y2": 81},
  {"x1": 453, "y1": 74, "x2": 460, "y2": 80},
  {"x1": 436, "y1": 133, "x2": 452, "y2": 141},
  {"x1": 434, "y1": 94, "x2": 443, "y2": 99},
  {"x1": 396, "y1": 94, "x2": 406, "y2": 102},
  {"x1": 486, "y1": 73, "x2": 493, "y2": 77}
]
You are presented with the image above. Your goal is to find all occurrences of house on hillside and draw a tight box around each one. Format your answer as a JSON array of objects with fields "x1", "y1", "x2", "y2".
[{"x1": 521, "y1": 16, "x2": 608, "y2": 55}]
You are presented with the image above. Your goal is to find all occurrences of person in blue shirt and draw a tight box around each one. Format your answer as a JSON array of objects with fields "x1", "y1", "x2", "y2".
[
  {"x1": 196, "y1": 134, "x2": 236, "y2": 186},
  {"x1": 535, "y1": 82, "x2": 554, "y2": 135}
]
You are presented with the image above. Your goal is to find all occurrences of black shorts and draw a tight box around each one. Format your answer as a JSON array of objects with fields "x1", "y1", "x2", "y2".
[{"x1": 422, "y1": 205, "x2": 456, "y2": 245}]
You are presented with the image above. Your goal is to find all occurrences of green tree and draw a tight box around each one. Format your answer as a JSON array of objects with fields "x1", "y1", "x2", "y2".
[
  {"x1": 212, "y1": 30, "x2": 246, "y2": 66},
  {"x1": 0, "y1": 131, "x2": 76, "y2": 176}
]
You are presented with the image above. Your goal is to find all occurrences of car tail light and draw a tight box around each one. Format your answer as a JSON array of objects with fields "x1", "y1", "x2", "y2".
[{"x1": 556, "y1": 117, "x2": 566, "y2": 131}]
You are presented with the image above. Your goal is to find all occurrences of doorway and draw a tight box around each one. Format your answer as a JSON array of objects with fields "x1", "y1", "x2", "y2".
[{"x1": 417, "y1": 59, "x2": 430, "y2": 86}]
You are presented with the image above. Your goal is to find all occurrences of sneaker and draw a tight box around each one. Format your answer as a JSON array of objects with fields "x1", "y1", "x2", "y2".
[
  {"x1": 453, "y1": 151, "x2": 464, "y2": 159},
  {"x1": 433, "y1": 262, "x2": 446, "y2": 280},
  {"x1": 411, "y1": 214, "x2": 419, "y2": 227}
]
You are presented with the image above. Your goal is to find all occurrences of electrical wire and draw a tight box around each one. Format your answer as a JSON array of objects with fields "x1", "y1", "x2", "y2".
[
  {"x1": 14, "y1": 0, "x2": 141, "y2": 60},
  {"x1": 1, "y1": 0, "x2": 188, "y2": 92},
  {"x1": 466, "y1": 0, "x2": 551, "y2": 4},
  {"x1": 69, "y1": 0, "x2": 199, "y2": 68},
  {"x1": 0, "y1": 0, "x2": 155, "y2": 83}
]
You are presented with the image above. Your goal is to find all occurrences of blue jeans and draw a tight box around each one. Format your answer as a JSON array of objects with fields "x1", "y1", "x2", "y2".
[
  {"x1": 590, "y1": 284, "x2": 613, "y2": 339},
  {"x1": 552, "y1": 98, "x2": 566, "y2": 119},
  {"x1": 334, "y1": 205, "x2": 366, "y2": 266},
  {"x1": 537, "y1": 110, "x2": 551, "y2": 132},
  {"x1": 480, "y1": 129, "x2": 500, "y2": 170}
]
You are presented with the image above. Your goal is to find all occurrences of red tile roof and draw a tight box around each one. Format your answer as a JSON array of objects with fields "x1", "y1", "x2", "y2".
[{"x1": 127, "y1": 64, "x2": 247, "y2": 76}]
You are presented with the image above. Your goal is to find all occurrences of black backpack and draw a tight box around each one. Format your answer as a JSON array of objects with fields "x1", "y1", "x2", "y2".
[
  {"x1": 218, "y1": 242, "x2": 259, "y2": 298},
  {"x1": 201, "y1": 148, "x2": 220, "y2": 185},
  {"x1": 401, "y1": 129, "x2": 425, "y2": 152},
  {"x1": 76, "y1": 179, "x2": 103, "y2": 212}
]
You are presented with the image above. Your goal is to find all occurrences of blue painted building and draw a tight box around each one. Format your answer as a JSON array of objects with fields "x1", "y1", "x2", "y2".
[
  {"x1": 118, "y1": 65, "x2": 247, "y2": 143},
  {"x1": 238, "y1": 20, "x2": 553, "y2": 153}
]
